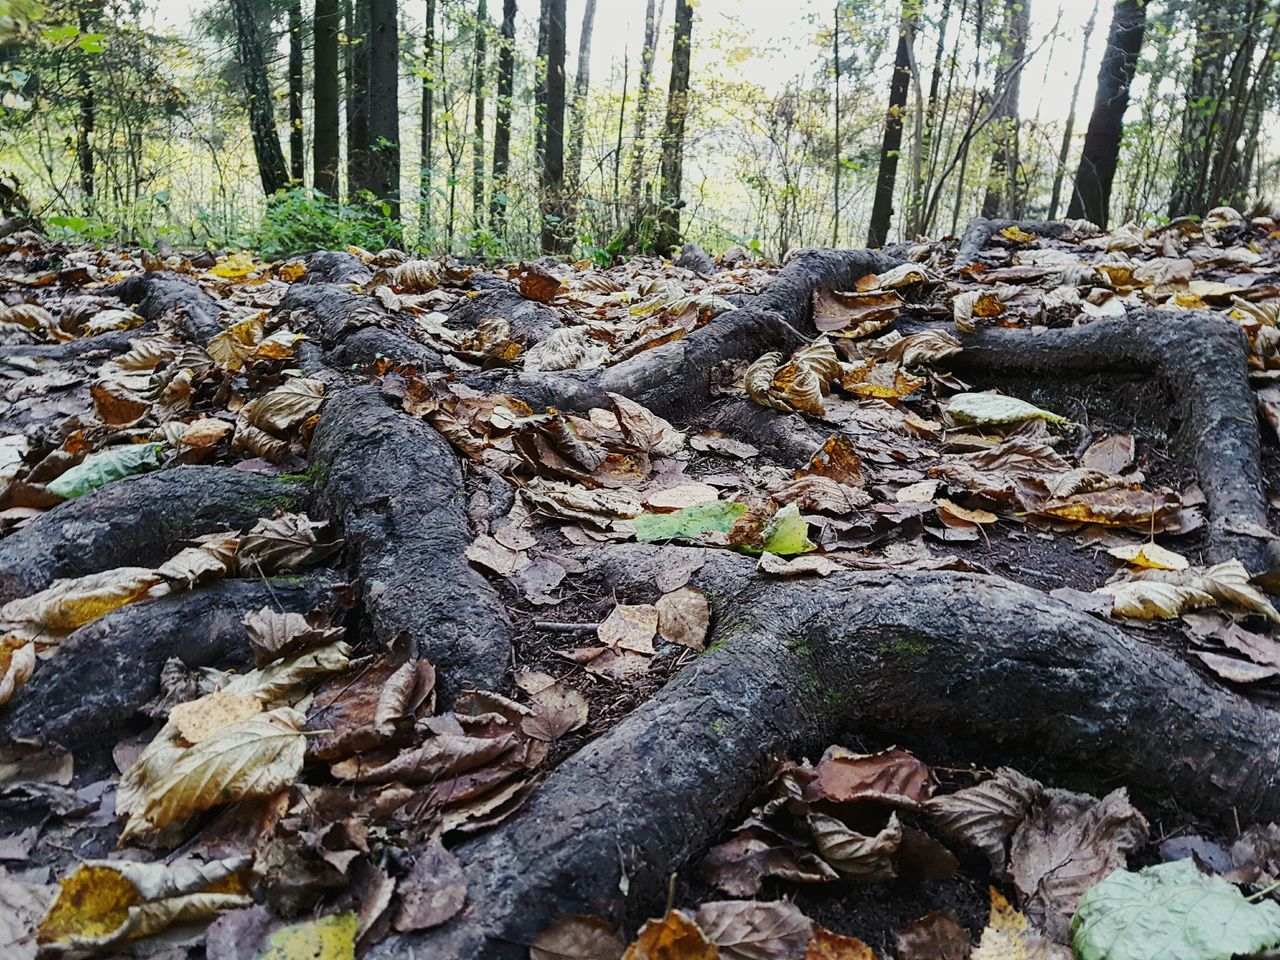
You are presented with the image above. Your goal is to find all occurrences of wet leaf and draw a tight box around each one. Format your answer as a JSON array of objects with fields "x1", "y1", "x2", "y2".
[
  {"x1": 810, "y1": 745, "x2": 934, "y2": 807},
  {"x1": 624, "y1": 910, "x2": 717, "y2": 960},
  {"x1": 394, "y1": 840, "x2": 467, "y2": 933},
  {"x1": 46, "y1": 442, "x2": 163, "y2": 499},
  {"x1": 1, "y1": 567, "x2": 162, "y2": 632},
  {"x1": 701, "y1": 833, "x2": 840, "y2": 897},
  {"x1": 1072, "y1": 859, "x2": 1280, "y2": 960},
  {"x1": 240, "y1": 378, "x2": 325, "y2": 437},
  {"x1": 695, "y1": 900, "x2": 814, "y2": 960},
  {"x1": 761, "y1": 504, "x2": 814, "y2": 556},
  {"x1": 947, "y1": 394, "x2": 1066, "y2": 428},
  {"x1": 255, "y1": 913, "x2": 357, "y2": 960}
]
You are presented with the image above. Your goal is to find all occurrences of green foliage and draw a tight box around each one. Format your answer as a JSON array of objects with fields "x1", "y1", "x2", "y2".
[
  {"x1": 634, "y1": 501, "x2": 748, "y2": 545},
  {"x1": 253, "y1": 188, "x2": 403, "y2": 258},
  {"x1": 1072, "y1": 860, "x2": 1280, "y2": 960},
  {"x1": 47, "y1": 443, "x2": 164, "y2": 500}
]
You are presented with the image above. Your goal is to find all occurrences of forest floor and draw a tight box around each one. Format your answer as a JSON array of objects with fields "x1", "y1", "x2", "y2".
[{"x1": 3, "y1": 212, "x2": 1280, "y2": 959}]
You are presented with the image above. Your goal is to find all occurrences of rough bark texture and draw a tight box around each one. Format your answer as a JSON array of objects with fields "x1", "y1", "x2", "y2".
[
  {"x1": 287, "y1": 0, "x2": 305, "y2": 182},
  {"x1": 539, "y1": 0, "x2": 569, "y2": 254},
  {"x1": 953, "y1": 217, "x2": 1072, "y2": 268},
  {"x1": 371, "y1": 548, "x2": 1280, "y2": 960},
  {"x1": 366, "y1": 0, "x2": 401, "y2": 218},
  {"x1": 313, "y1": 0, "x2": 342, "y2": 197},
  {"x1": 0, "y1": 466, "x2": 298, "y2": 604},
  {"x1": 656, "y1": 0, "x2": 693, "y2": 255},
  {"x1": 627, "y1": 0, "x2": 662, "y2": 207},
  {"x1": 4, "y1": 576, "x2": 339, "y2": 765},
  {"x1": 490, "y1": 0, "x2": 516, "y2": 229},
  {"x1": 980, "y1": 0, "x2": 1030, "y2": 219},
  {"x1": 1066, "y1": 0, "x2": 1145, "y2": 227},
  {"x1": 109, "y1": 273, "x2": 223, "y2": 344},
  {"x1": 867, "y1": 13, "x2": 915, "y2": 248},
  {"x1": 229, "y1": 0, "x2": 290, "y2": 196},
  {"x1": 309, "y1": 387, "x2": 511, "y2": 699}
]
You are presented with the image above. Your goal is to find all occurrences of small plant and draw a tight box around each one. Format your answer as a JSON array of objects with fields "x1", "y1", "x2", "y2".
[{"x1": 254, "y1": 188, "x2": 404, "y2": 259}]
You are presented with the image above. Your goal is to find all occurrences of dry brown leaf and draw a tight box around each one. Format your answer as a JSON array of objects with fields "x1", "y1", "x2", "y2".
[
  {"x1": 810, "y1": 745, "x2": 934, "y2": 807},
  {"x1": 805, "y1": 927, "x2": 875, "y2": 960},
  {"x1": 393, "y1": 839, "x2": 468, "y2": 933},
  {"x1": 169, "y1": 689, "x2": 263, "y2": 745},
  {"x1": 813, "y1": 287, "x2": 904, "y2": 336},
  {"x1": 695, "y1": 900, "x2": 814, "y2": 960},
  {"x1": 1099, "y1": 579, "x2": 1215, "y2": 619},
  {"x1": 181, "y1": 418, "x2": 234, "y2": 448},
  {"x1": 1081, "y1": 434, "x2": 1135, "y2": 474},
  {"x1": 701, "y1": 833, "x2": 840, "y2": 897},
  {"x1": 757, "y1": 553, "x2": 843, "y2": 577},
  {"x1": 519, "y1": 264, "x2": 563, "y2": 303},
  {"x1": 896, "y1": 911, "x2": 971, "y2": 960},
  {"x1": 120, "y1": 707, "x2": 307, "y2": 839},
  {"x1": 925, "y1": 767, "x2": 1042, "y2": 871},
  {"x1": 533, "y1": 914, "x2": 626, "y2": 960},
  {"x1": 609, "y1": 393, "x2": 685, "y2": 457},
  {"x1": 597, "y1": 604, "x2": 659, "y2": 655},
  {"x1": 971, "y1": 887, "x2": 1069, "y2": 960},
  {"x1": 808, "y1": 812, "x2": 902, "y2": 881},
  {"x1": 240, "y1": 378, "x2": 325, "y2": 437},
  {"x1": 520, "y1": 675, "x2": 590, "y2": 742},
  {"x1": 243, "y1": 607, "x2": 345, "y2": 666},
  {"x1": 0, "y1": 870, "x2": 52, "y2": 960},
  {"x1": 798, "y1": 436, "x2": 863, "y2": 487},
  {"x1": 656, "y1": 587, "x2": 710, "y2": 651},
  {"x1": 238, "y1": 512, "x2": 341, "y2": 574}
]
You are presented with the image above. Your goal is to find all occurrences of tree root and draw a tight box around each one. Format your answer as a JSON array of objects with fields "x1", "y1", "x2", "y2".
[
  {"x1": 959, "y1": 311, "x2": 1278, "y2": 577},
  {"x1": 0, "y1": 466, "x2": 300, "y2": 604},
  {"x1": 5, "y1": 574, "x2": 341, "y2": 767},
  {"x1": 308, "y1": 386, "x2": 511, "y2": 700},
  {"x1": 954, "y1": 217, "x2": 1076, "y2": 268},
  {"x1": 373, "y1": 546, "x2": 1280, "y2": 959},
  {"x1": 110, "y1": 273, "x2": 224, "y2": 344}
]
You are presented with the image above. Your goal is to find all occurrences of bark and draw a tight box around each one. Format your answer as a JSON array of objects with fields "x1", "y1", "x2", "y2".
[
  {"x1": 76, "y1": 10, "x2": 94, "y2": 199},
  {"x1": 288, "y1": 0, "x2": 305, "y2": 182},
  {"x1": 656, "y1": 0, "x2": 694, "y2": 256},
  {"x1": 1048, "y1": 0, "x2": 1099, "y2": 221},
  {"x1": 1066, "y1": 0, "x2": 1146, "y2": 227},
  {"x1": 347, "y1": 0, "x2": 372, "y2": 198},
  {"x1": 421, "y1": 0, "x2": 437, "y2": 224},
  {"x1": 109, "y1": 272, "x2": 223, "y2": 344},
  {"x1": 491, "y1": 0, "x2": 515, "y2": 230},
  {"x1": 566, "y1": 0, "x2": 598, "y2": 189},
  {"x1": 867, "y1": 10, "x2": 916, "y2": 248},
  {"x1": 980, "y1": 0, "x2": 1030, "y2": 220},
  {"x1": 534, "y1": 0, "x2": 551, "y2": 171},
  {"x1": 628, "y1": 0, "x2": 663, "y2": 208},
  {"x1": 539, "y1": 0, "x2": 569, "y2": 254},
  {"x1": 0, "y1": 467, "x2": 300, "y2": 605},
  {"x1": 314, "y1": 0, "x2": 341, "y2": 197},
  {"x1": 831, "y1": 3, "x2": 841, "y2": 245},
  {"x1": 229, "y1": 0, "x2": 290, "y2": 195},
  {"x1": 367, "y1": 0, "x2": 401, "y2": 219},
  {"x1": 906, "y1": 0, "x2": 951, "y2": 237},
  {"x1": 370, "y1": 550, "x2": 1280, "y2": 959},
  {"x1": 471, "y1": 0, "x2": 488, "y2": 238}
]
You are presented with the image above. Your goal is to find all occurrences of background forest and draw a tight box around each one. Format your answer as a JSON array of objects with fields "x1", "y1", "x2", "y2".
[{"x1": 0, "y1": 0, "x2": 1278, "y2": 260}]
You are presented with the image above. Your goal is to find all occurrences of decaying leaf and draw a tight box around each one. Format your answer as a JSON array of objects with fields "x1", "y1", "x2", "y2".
[
  {"x1": 532, "y1": 914, "x2": 626, "y2": 960},
  {"x1": 925, "y1": 767, "x2": 1041, "y2": 870},
  {"x1": 393, "y1": 839, "x2": 468, "y2": 933},
  {"x1": 695, "y1": 899, "x2": 814, "y2": 960},
  {"x1": 238, "y1": 512, "x2": 342, "y2": 574},
  {"x1": 656, "y1": 587, "x2": 710, "y2": 651},
  {"x1": 623, "y1": 910, "x2": 717, "y2": 960},
  {"x1": 598, "y1": 604, "x2": 659, "y2": 655},
  {"x1": 972, "y1": 887, "x2": 1066, "y2": 960},
  {"x1": 946, "y1": 394, "x2": 1067, "y2": 428},
  {"x1": 169, "y1": 689, "x2": 263, "y2": 745},
  {"x1": 1, "y1": 567, "x2": 163, "y2": 633}
]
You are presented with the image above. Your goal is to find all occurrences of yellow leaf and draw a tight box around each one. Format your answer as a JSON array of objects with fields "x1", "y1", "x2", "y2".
[
  {"x1": 208, "y1": 251, "x2": 260, "y2": 280},
  {"x1": 999, "y1": 226, "x2": 1037, "y2": 244},
  {"x1": 240, "y1": 378, "x2": 325, "y2": 437},
  {"x1": 971, "y1": 886, "x2": 1063, "y2": 959},
  {"x1": 0, "y1": 568, "x2": 162, "y2": 632},
  {"x1": 278, "y1": 260, "x2": 307, "y2": 282},
  {"x1": 121, "y1": 707, "x2": 307, "y2": 839},
  {"x1": 805, "y1": 927, "x2": 875, "y2": 959},
  {"x1": 623, "y1": 910, "x2": 718, "y2": 960},
  {"x1": 256, "y1": 913, "x2": 357, "y2": 960},
  {"x1": 169, "y1": 689, "x2": 263, "y2": 745},
  {"x1": 1107, "y1": 542, "x2": 1188, "y2": 571},
  {"x1": 1099, "y1": 580, "x2": 1214, "y2": 620},
  {"x1": 207, "y1": 313, "x2": 266, "y2": 371}
]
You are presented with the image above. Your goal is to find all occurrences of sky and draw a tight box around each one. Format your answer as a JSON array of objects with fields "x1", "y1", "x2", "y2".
[{"x1": 145, "y1": 0, "x2": 1118, "y2": 127}]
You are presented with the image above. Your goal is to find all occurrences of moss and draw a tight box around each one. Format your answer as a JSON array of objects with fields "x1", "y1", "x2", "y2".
[
  {"x1": 878, "y1": 636, "x2": 932, "y2": 658},
  {"x1": 268, "y1": 574, "x2": 310, "y2": 586},
  {"x1": 788, "y1": 635, "x2": 814, "y2": 656},
  {"x1": 278, "y1": 461, "x2": 328, "y2": 488},
  {"x1": 710, "y1": 717, "x2": 729, "y2": 736}
]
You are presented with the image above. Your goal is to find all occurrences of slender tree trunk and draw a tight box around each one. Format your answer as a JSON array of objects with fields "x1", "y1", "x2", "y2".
[
  {"x1": 539, "y1": 0, "x2": 568, "y2": 253},
  {"x1": 980, "y1": 0, "x2": 1030, "y2": 219},
  {"x1": 76, "y1": 10, "x2": 94, "y2": 200},
  {"x1": 908, "y1": 0, "x2": 951, "y2": 235},
  {"x1": 628, "y1": 0, "x2": 662, "y2": 207},
  {"x1": 534, "y1": 2, "x2": 551, "y2": 171},
  {"x1": 472, "y1": 0, "x2": 488, "y2": 238},
  {"x1": 491, "y1": 0, "x2": 516, "y2": 229},
  {"x1": 288, "y1": 0, "x2": 305, "y2": 182},
  {"x1": 230, "y1": 0, "x2": 290, "y2": 196},
  {"x1": 566, "y1": 0, "x2": 598, "y2": 188},
  {"x1": 366, "y1": 0, "x2": 401, "y2": 219},
  {"x1": 655, "y1": 0, "x2": 693, "y2": 255},
  {"x1": 347, "y1": 0, "x2": 372, "y2": 198},
  {"x1": 1048, "y1": 0, "x2": 1098, "y2": 220},
  {"x1": 866, "y1": 11, "x2": 916, "y2": 248},
  {"x1": 1066, "y1": 0, "x2": 1145, "y2": 227},
  {"x1": 614, "y1": 49, "x2": 628, "y2": 229},
  {"x1": 422, "y1": 0, "x2": 436, "y2": 229},
  {"x1": 832, "y1": 1, "x2": 841, "y2": 246},
  {"x1": 314, "y1": 0, "x2": 341, "y2": 196}
]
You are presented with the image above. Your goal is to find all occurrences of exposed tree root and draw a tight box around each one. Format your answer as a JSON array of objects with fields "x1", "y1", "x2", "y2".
[
  {"x1": 953, "y1": 217, "x2": 1076, "y2": 268},
  {"x1": 0, "y1": 466, "x2": 300, "y2": 604},
  {"x1": 374, "y1": 545, "x2": 1280, "y2": 959},
  {"x1": 959, "y1": 311, "x2": 1279, "y2": 577},
  {"x1": 5, "y1": 574, "x2": 340, "y2": 767},
  {"x1": 308, "y1": 386, "x2": 511, "y2": 699},
  {"x1": 111, "y1": 272, "x2": 224, "y2": 343}
]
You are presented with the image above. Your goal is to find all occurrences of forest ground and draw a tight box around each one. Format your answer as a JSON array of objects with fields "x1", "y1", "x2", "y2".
[{"x1": 3, "y1": 212, "x2": 1280, "y2": 959}]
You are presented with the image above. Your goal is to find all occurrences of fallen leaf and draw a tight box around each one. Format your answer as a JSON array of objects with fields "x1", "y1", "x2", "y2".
[
  {"x1": 0, "y1": 872, "x2": 53, "y2": 960},
  {"x1": 238, "y1": 513, "x2": 341, "y2": 574},
  {"x1": 598, "y1": 604, "x2": 659, "y2": 655},
  {"x1": 169, "y1": 689, "x2": 263, "y2": 745},
  {"x1": 393, "y1": 839, "x2": 467, "y2": 933},
  {"x1": 624, "y1": 910, "x2": 717, "y2": 960},
  {"x1": 804, "y1": 927, "x2": 874, "y2": 959},
  {"x1": 695, "y1": 900, "x2": 814, "y2": 960},
  {"x1": 1081, "y1": 435, "x2": 1135, "y2": 474},
  {"x1": 947, "y1": 394, "x2": 1066, "y2": 428},
  {"x1": 808, "y1": 812, "x2": 902, "y2": 880},
  {"x1": 533, "y1": 914, "x2": 626, "y2": 960},
  {"x1": 973, "y1": 887, "x2": 1066, "y2": 960},
  {"x1": 926, "y1": 767, "x2": 1041, "y2": 870},
  {"x1": 656, "y1": 587, "x2": 710, "y2": 651},
  {"x1": 46, "y1": 443, "x2": 164, "y2": 499},
  {"x1": 1107, "y1": 542, "x2": 1188, "y2": 571},
  {"x1": 809, "y1": 745, "x2": 934, "y2": 808},
  {"x1": 896, "y1": 911, "x2": 971, "y2": 960},
  {"x1": 1, "y1": 567, "x2": 162, "y2": 632},
  {"x1": 255, "y1": 912, "x2": 357, "y2": 960}
]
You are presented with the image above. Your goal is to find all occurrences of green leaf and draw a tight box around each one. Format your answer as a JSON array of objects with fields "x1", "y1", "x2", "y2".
[
  {"x1": 946, "y1": 392, "x2": 1068, "y2": 427},
  {"x1": 634, "y1": 501, "x2": 747, "y2": 544},
  {"x1": 255, "y1": 913, "x2": 356, "y2": 960},
  {"x1": 1072, "y1": 860, "x2": 1280, "y2": 960},
  {"x1": 761, "y1": 503, "x2": 814, "y2": 556},
  {"x1": 47, "y1": 443, "x2": 164, "y2": 500}
]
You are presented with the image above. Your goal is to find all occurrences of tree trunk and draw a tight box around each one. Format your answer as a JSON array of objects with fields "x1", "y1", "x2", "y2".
[
  {"x1": 1048, "y1": 0, "x2": 1098, "y2": 221},
  {"x1": 539, "y1": 0, "x2": 568, "y2": 254},
  {"x1": 367, "y1": 0, "x2": 401, "y2": 219},
  {"x1": 472, "y1": 0, "x2": 488, "y2": 239},
  {"x1": 866, "y1": 11, "x2": 915, "y2": 248},
  {"x1": 314, "y1": 0, "x2": 341, "y2": 197},
  {"x1": 76, "y1": 9, "x2": 94, "y2": 200},
  {"x1": 230, "y1": 0, "x2": 290, "y2": 196},
  {"x1": 534, "y1": 1, "x2": 551, "y2": 172},
  {"x1": 422, "y1": 0, "x2": 436, "y2": 227},
  {"x1": 656, "y1": 0, "x2": 693, "y2": 255},
  {"x1": 1066, "y1": 0, "x2": 1145, "y2": 227},
  {"x1": 347, "y1": 0, "x2": 372, "y2": 198},
  {"x1": 832, "y1": 2, "x2": 841, "y2": 246},
  {"x1": 908, "y1": 0, "x2": 951, "y2": 236},
  {"x1": 491, "y1": 0, "x2": 516, "y2": 230},
  {"x1": 628, "y1": 0, "x2": 662, "y2": 208},
  {"x1": 980, "y1": 0, "x2": 1029, "y2": 219},
  {"x1": 288, "y1": 0, "x2": 305, "y2": 182},
  {"x1": 566, "y1": 0, "x2": 598, "y2": 189}
]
